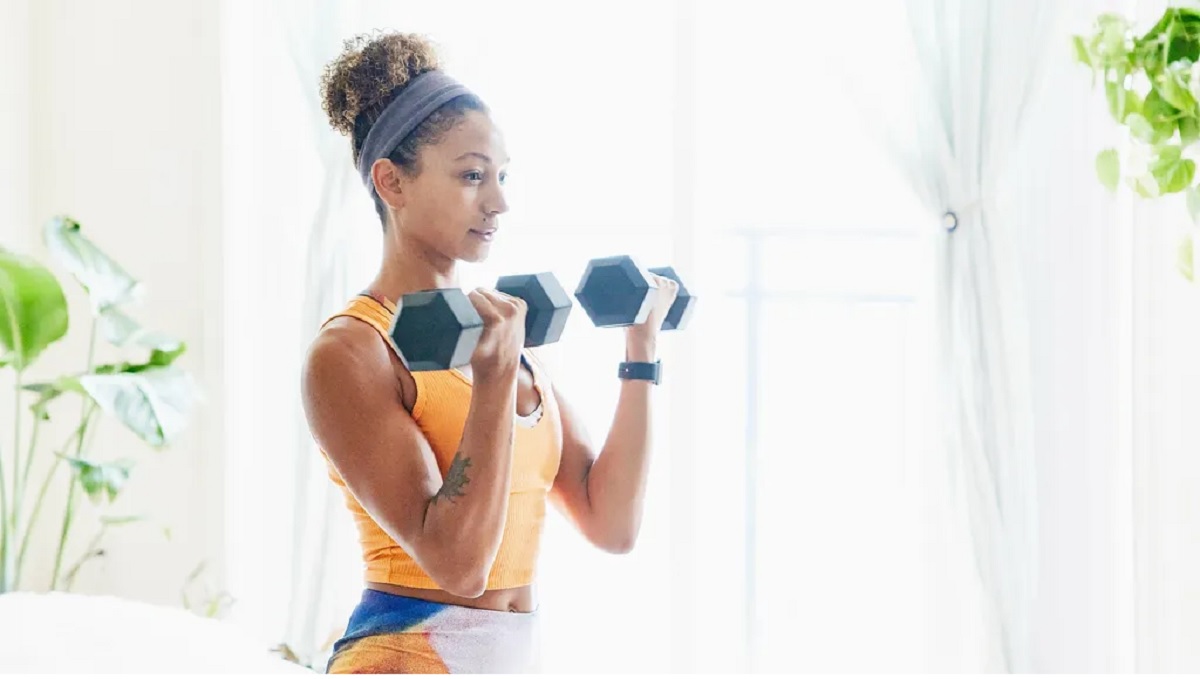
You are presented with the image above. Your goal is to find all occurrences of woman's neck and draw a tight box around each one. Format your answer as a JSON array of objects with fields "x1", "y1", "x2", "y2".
[{"x1": 368, "y1": 231, "x2": 458, "y2": 304}]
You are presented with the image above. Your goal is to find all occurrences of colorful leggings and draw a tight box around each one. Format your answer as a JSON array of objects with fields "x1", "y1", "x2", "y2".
[{"x1": 325, "y1": 589, "x2": 541, "y2": 674}]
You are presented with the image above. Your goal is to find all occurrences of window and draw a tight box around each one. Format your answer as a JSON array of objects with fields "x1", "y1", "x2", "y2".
[
  {"x1": 687, "y1": 1, "x2": 939, "y2": 672},
  {"x1": 224, "y1": 0, "x2": 945, "y2": 671}
]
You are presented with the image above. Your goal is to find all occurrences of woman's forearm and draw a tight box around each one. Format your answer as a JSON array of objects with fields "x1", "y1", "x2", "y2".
[
  {"x1": 419, "y1": 371, "x2": 517, "y2": 595},
  {"x1": 584, "y1": 340, "x2": 657, "y2": 551}
]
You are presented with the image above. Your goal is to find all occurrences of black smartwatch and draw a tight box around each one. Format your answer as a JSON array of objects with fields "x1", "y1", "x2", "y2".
[{"x1": 617, "y1": 360, "x2": 662, "y2": 385}]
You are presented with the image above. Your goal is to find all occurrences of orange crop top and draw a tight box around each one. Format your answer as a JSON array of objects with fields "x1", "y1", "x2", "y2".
[{"x1": 319, "y1": 294, "x2": 564, "y2": 590}]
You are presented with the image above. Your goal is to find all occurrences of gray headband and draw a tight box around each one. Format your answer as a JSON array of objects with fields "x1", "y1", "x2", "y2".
[{"x1": 357, "y1": 70, "x2": 474, "y2": 198}]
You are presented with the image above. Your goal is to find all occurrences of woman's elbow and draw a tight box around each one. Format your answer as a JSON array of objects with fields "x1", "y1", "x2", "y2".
[
  {"x1": 429, "y1": 561, "x2": 491, "y2": 599},
  {"x1": 446, "y1": 576, "x2": 489, "y2": 599},
  {"x1": 594, "y1": 530, "x2": 638, "y2": 555},
  {"x1": 414, "y1": 534, "x2": 495, "y2": 598}
]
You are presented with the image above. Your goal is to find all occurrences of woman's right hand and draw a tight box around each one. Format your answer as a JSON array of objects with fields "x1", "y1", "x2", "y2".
[{"x1": 466, "y1": 288, "x2": 526, "y2": 382}]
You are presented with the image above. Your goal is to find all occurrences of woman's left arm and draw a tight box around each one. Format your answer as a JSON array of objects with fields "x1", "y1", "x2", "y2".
[{"x1": 547, "y1": 275, "x2": 678, "y2": 554}]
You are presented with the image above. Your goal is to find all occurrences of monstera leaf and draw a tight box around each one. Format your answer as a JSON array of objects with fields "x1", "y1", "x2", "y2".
[
  {"x1": 43, "y1": 215, "x2": 142, "y2": 313},
  {"x1": 0, "y1": 247, "x2": 69, "y2": 370},
  {"x1": 79, "y1": 366, "x2": 198, "y2": 448}
]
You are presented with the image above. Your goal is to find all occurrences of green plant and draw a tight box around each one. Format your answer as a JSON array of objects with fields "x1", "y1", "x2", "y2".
[
  {"x1": 0, "y1": 215, "x2": 200, "y2": 593},
  {"x1": 1074, "y1": 6, "x2": 1200, "y2": 280}
]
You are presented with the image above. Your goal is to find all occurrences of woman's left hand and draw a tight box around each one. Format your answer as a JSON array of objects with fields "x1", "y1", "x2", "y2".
[{"x1": 623, "y1": 273, "x2": 679, "y2": 360}]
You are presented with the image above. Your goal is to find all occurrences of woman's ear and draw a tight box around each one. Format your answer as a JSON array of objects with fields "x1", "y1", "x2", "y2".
[{"x1": 371, "y1": 159, "x2": 407, "y2": 211}]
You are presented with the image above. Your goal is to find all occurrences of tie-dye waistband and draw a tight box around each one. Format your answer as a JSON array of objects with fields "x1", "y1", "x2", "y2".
[{"x1": 326, "y1": 589, "x2": 542, "y2": 674}]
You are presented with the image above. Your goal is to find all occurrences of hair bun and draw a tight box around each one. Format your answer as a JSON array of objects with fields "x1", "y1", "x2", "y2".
[{"x1": 320, "y1": 31, "x2": 443, "y2": 137}]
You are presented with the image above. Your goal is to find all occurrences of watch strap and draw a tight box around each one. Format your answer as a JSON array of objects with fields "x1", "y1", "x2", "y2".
[{"x1": 617, "y1": 360, "x2": 661, "y2": 385}]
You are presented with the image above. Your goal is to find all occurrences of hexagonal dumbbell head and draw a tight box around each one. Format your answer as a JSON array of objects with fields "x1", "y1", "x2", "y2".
[
  {"x1": 647, "y1": 266, "x2": 697, "y2": 331},
  {"x1": 574, "y1": 255, "x2": 656, "y2": 327},
  {"x1": 389, "y1": 289, "x2": 484, "y2": 372},
  {"x1": 495, "y1": 272, "x2": 574, "y2": 347}
]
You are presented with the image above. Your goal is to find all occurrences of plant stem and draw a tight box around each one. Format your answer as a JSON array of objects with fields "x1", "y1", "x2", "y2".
[
  {"x1": 62, "y1": 524, "x2": 106, "y2": 592},
  {"x1": 0, "y1": 367, "x2": 25, "y2": 592},
  {"x1": 10, "y1": 369, "x2": 21, "y2": 526},
  {"x1": 14, "y1": 410, "x2": 91, "y2": 589},
  {"x1": 50, "y1": 467, "x2": 80, "y2": 591},
  {"x1": 11, "y1": 397, "x2": 41, "y2": 566},
  {"x1": 0, "y1": 462, "x2": 6, "y2": 593},
  {"x1": 50, "y1": 318, "x2": 98, "y2": 590},
  {"x1": 0, "y1": 371, "x2": 15, "y2": 592},
  {"x1": 14, "y1": 457, "x2": 60, "y2": 590},
  {"x1": 80, "y1": 319, "x2": 96, "y2": 419},
  {"x1": 19, "y1": 407, "x2": 42, "y2": 498}
]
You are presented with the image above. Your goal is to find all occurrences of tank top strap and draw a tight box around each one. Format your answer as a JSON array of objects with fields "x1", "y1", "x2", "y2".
[{"x1": 322, "y1": 292, "x2": 400, "y2": 360}]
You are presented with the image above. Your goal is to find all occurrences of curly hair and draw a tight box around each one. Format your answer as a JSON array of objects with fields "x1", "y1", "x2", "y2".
[{"x1": 319, "y1": 31, "x2": 488, "y2": 226}]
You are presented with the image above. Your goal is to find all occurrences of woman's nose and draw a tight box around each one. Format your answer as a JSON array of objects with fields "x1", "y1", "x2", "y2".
[{"x1": 486, "y1": 187, "x2": 509, "y2": 216}]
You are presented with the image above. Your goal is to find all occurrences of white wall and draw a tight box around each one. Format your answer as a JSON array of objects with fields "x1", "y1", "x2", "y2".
[
  {"x1": 0, "y1": 0, "x2": 31, "y2": 253},
  {"x1": 2, "y1": 0, "x2": 226, "y2": 609}
]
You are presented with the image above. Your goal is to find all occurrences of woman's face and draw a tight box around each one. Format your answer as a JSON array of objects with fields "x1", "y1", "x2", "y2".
[{"x1": 390, "y1": 110, "x2": 510, "y2": 263}]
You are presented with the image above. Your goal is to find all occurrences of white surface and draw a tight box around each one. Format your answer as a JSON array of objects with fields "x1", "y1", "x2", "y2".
[{"x1": 0, "y1": 592, "x2": 312, "y2": 674}]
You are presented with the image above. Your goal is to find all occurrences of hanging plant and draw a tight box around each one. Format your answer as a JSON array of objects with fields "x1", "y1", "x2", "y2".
[{"x1": 1074, "y1": 6, "x2": 1200, "y2": 280}]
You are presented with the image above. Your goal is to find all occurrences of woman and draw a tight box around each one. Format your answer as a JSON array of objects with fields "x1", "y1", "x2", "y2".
[{"x1": 300, "y1": 31, "x2": 678, "y2": 674}]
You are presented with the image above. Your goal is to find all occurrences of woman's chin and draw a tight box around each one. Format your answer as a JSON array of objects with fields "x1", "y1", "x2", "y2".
[{"x1": 458, "y1": 243, "x2": 492, "y2": 264}]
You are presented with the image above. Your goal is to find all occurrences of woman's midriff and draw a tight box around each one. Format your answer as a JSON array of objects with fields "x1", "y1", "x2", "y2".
[{"x1": 366, "y1": 581, "x2": 537, "y2": 613}]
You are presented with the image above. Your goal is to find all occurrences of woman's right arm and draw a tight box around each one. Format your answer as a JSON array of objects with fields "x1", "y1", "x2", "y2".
[{"x1": 301, "y1": 319, "x2": 519, "y2": 598}]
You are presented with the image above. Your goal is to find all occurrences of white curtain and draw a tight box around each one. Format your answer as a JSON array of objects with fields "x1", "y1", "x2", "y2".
[
  {"x1": 219, "y1": 0, "x2": 371, "y2": 668},
  {"x1": 277, "y1": 0, "x2": 368, "y2": 668},
  {"x1": 841, "y1": 0, "x2": 1063, "y2": 671}
]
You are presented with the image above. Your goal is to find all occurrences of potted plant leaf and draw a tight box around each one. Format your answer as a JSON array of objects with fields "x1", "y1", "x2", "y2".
[{"x1": 0, "y1": 215, "x2": 200, "y2": 593}]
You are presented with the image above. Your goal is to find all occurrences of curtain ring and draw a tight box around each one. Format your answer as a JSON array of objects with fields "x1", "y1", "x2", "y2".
[{"x1": 942, "y1": 210, "x2": 959, "y2": 233}]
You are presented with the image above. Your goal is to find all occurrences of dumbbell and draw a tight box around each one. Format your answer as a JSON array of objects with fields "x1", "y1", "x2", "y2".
[
  {"x1": 388, "y1": 272, "x2": 573, "y2": 372},
  {"x1": 573, "y1": 255, "x2": 697, "y2": 330}
]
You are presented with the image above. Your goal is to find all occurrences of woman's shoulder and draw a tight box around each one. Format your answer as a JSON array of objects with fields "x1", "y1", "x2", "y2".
[
  {"x1": 306, "y1": 316, "x2": 393, "y2": 381},
  {"x1": 309, "y1": 311, "x2": 420, "y2": 411}
]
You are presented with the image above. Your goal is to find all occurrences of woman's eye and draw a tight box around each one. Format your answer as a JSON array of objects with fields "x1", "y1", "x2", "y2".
[
  {"x1": 499, "y1": 172, "x2": 508, "y2": 185},
  {"x1": 465, "y1": 171, "x2": 483, "y2": 182}
]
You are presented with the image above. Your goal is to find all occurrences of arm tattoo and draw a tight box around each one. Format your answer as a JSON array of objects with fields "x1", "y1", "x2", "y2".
[{"x1": 432, "y1": 452, "x2": 472, "y2": 505}]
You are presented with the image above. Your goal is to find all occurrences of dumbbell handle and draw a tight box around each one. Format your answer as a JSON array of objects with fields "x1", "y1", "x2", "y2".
[
  {"x1": 646, "y1": 265, "x2": 695, "y2": 331},
  {"x1": 495, "y1": 271, "x2": 574, "y2": 348}
]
